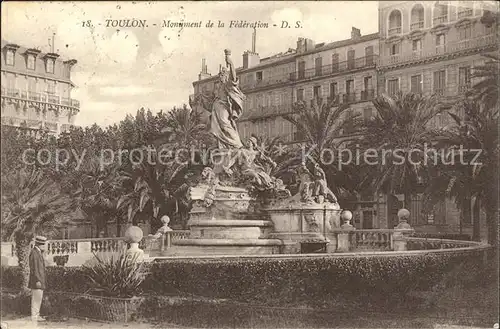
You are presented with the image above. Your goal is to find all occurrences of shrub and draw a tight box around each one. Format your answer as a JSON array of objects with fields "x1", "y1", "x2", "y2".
[
  {"x1": 53, "y1": 255, "x2": 69, "y2": 266},
  {"x1": 81, "y1": 252, "x2": 146, "y2": 298},
  {"x1": 142, "y1": 249, "x2": 488, "y2": 306}
]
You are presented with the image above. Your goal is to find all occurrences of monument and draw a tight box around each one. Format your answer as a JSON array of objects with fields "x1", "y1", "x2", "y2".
[{"x1": 176, "y1": 49, "x2": 341, "y2": 255}]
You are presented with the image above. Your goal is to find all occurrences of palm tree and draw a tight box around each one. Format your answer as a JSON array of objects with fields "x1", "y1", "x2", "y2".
[
  {"x1": 116, "y1": 146, "x2": 188, "y2": 229},
  {"x1": 163, "y1": 105, "x2": 209, "y2": 147},
  {"x1": 467, "y1": 54, "x2": 499, "y2": 111},
  {"x1": 282, "y1": 97, "x2": 362, "y2": 199},
  {"x1": 427, "y1": 97, "x2": 498, "y2": 244},
  {"x1": 74, "y1": 159, "x2": 123, "y2": 237},
  {"x1": 360, "y1": 92, "x2": 447, "y2": 213},
  {"x1": 1, "y1": 167, "x2": 76, "y2": 291}
]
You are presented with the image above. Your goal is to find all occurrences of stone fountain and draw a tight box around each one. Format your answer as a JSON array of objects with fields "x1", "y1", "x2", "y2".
[{"x1": 173, "y1": 49, "x2": 342, "y2": 255}]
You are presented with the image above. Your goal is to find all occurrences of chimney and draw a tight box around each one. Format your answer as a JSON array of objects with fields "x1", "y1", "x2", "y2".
[
  {"x1": 252, "y1": 28, "x2": 256, "y2": 53},
  {"x1": 296, "y1": 38, "x2": 305, "y2": 53},
  {"x1": 351, "y1": 27, "x2": 361, "y2": 40},
  {"x1": 243, "y1": 51, "x2": 260, "y2": 69},
  {"x1": 198, "y1": 58, "x2": 211, "y2": 80},
  {"x1": 242, "y1": 29, "x2": 260, "y2": 69}
]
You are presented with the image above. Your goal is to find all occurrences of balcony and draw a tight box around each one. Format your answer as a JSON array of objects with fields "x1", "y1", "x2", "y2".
[
  {"x1": 240, "y1": 72, "x2": 293, "y2": 91},
  {"x1": 388, "y1": 26, "x2": 402, "y2": 36},
  {"x1": 342, "y1": 93, "x2": 357, "y2": 104},
  {"x1": 410, "y1": 21, "x2": 424, "y2": 31},
  {"x1": 433, "y1": 15, "x2": 448, "y2": 25},
  {"x1": 458, "y1": 83, "x2": 471, "y2": 93},
  {"x1": 380, "y1": 35, "x2": 497, "y2": 67},
  {"x1": 361, "y1": 89, "x2": 375, "y2": 101},
  {"x1": 0, "y1": 88, "x2": 80, "y2": 109},
  {"x1": 239, "y1": 104, "x2": 293, "y2": 121},
  {"x1": 458, "y1": 9, "x2": 473, "y2": 19},
  {"x1": 291, "y1": 55, "x2": 378, "y2": 82},
  {"x1": 327, "y1": 96, "x2": 340, "y2": 106}
]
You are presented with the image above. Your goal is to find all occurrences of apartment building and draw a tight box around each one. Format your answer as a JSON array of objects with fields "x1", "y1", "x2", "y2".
[
  {"x1": 1, "y1": 39, "x2": 80, "y2": 136},
  {"x1": 191, "y1": 27, "x2": 378, "y2": 144},
  {"x1": 376, "y1": 0, "x2": 498, "y2": 234}
]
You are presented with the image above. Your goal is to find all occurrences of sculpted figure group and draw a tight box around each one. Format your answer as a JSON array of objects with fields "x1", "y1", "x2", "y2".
[{"x1": 189, "y1": 49, "x2": 337, "y2": 205}]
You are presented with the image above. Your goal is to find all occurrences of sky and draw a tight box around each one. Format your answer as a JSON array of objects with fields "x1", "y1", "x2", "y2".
[{"x1": 1, "y1": 1, "x2": 379, "y2": 128}]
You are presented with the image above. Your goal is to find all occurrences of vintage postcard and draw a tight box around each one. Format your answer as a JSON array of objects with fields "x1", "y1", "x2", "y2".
[{"x1": 1, "y1": 1, "x2": 498, "y2": 328}]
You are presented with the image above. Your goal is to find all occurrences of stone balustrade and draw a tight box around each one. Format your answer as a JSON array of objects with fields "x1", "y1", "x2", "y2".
[
  {"x1": 1, "y1": 230, "x2": 192, "y2": 267},
  {"x1": 349, "y1": 229, "x2": 394, "y2": 251}
]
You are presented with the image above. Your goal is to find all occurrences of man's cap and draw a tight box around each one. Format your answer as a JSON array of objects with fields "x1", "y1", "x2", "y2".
[{"x1": 34, "y1": 236, "x2": 47, "y2": 245}]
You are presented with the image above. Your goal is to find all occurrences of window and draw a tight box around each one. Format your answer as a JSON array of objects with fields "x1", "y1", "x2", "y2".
[
  {"x1": 296, "y1": 89, "x2": 304, "y2": 102},
  {"x1": 412, "y1": 39, "x2": 422, "y2": 52},
  {"x1": 410, "y1": 75, "x2": 423, "y2": 93},
  {"x1": 390, "y1": 43, "x2": 400, "y2": 56},
  {"x1": 433, "y1": 2, "x2": 448, "y2": 25},
  {"x1": 365, "y1": 46, "x2": 374, "y2": 65},
  {"x1": 364, "y1": 76, "x2": 372, "y2": 90},
  {"x1": 256, "y1": 71, "x2": 263, "y2": 82},
  {"x1": 411, "y1": 4, "x2": 425, "y2": 30},
  {"x1": 347, "y1": 49, "x2": 355, "y2": 69},
  {"x1": 46, "y1": 59, "x2": 55, "y2": 73},
  {"x1": 298, "y1": 61, "x2": 305, "y2": 79},
  {"x1": 329, "y1": 82, "x2": 338, "y2": 97},
  {"x1": 388, "y1": 78, "x2": 399, "y2": 95},
  {"x1": 313, "y1": 85, "x2": 322, "y2": 99},
  {"x1": 331, "y1": 54, "x2": 339, "y2": 72},
  {"x1": 47, "y1": 80, "x2": 56, "y2": 94},
  {"x1": 27, "y1": 55, "x2": 35, "y2": 70},
  {"x1": 458, "y1": 24, "x2": 472, "y2": 40},
  {"x1": 459, "y1": 66, "x2": 471, "y2": 92},
  {"x1": 433, "y1": 70, "x2": 446, "y2": 96},
  {"x1": 315, "y1": 57, "x2": 322, "y2": 76},
  {"x1": 436, "y1": 34, "x2": 446, "y2": 53},
  {"x1": 362, "y1": 76, "x2": 373, "y2": 100},
  {"x1": 346, "y1": 80, "x2": 354, "y2": 94},
  {"x1": 388, "y1": 10, "x2": 402, "y2": 35},
  {"x1": 6, "y1": 50, "x2": 15, "y2": 66}
]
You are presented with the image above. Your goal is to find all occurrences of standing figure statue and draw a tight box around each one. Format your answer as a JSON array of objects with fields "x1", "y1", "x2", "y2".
[{"x1": 209, "y1": 49, "x2": 246, "y2": 149}]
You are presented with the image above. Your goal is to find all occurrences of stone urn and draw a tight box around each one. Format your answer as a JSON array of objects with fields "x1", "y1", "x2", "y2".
[
  {"x1": 340, "y1": 210, "x2": 354, "y2": 230},
  {"x1": 124, "y1": 226, "x2": 144, "y2": 261}
]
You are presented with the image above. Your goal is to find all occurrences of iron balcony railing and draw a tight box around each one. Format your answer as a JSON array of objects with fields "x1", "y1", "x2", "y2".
[
  {"x1": 239, "y1": 104, "x2": 293, "y2": 121},
  {"x1": 291, "y1": 55, "x2": 378, "y2": 82},
  {"x1": 0, "y1": 87, "x2": 80, "y2": 109},
  {"x1": 380, "y1": 35, "x2": 497, "y2": 66},
  {"x1": 388, "y1": 26, "x2": 402, "y2": 36},
  {"x1": 458, "y1": 9, "x2": 473, "y2": 19},
  {"x1": 410, "y1": 21, "x2": 424, "y2": 31},
  {"x1": 240, "y1": 73, "x2": 294, "y2": 90},
  {"x1": 433, "y1": 15, "x2": 448, "y2": 25}
]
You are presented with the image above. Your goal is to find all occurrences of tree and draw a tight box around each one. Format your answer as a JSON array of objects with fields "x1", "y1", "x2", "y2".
[
  {"x1": 1, "y1": 167, "x2": 76, "y2": 291},
  {"x1": 360, "y1": 92, "x2": 447, "y2": 212},
  {"x1": 427, "y1": 98, "x2": 498, "y2": 245},
  {"x1": 467, "y1": 54, "x2": 499, "y2": 111}
]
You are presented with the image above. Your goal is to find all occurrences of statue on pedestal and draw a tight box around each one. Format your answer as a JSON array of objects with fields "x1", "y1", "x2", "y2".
[{"x1": 197, "y1": 49, "x2": 245, "y2": 149}]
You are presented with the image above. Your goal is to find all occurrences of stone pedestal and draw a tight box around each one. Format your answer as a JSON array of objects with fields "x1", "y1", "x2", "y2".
[
  {"x1": 124, "y1": 226, "x2": 145, "y2": 261},
  {"x1": 173, "y1": 185, "x2": 282, "y2": 255},
  {"x1": 393, "y1": 209, "x2": 414, "y2": 251},
  {"x1": 337, "y1": 210, "x2": 355, "y2": 252},
  {"x1": 264, "y1": 201, "x2": 341, "y2": 253}
]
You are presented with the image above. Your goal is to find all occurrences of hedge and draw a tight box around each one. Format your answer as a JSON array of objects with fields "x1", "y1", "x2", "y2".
[
  {"x1": 142, "y1": 250, "x2": 488, "y2": 305},
  {"x1": 1, "y1": 248, "x2": 491, "y2": 307}
]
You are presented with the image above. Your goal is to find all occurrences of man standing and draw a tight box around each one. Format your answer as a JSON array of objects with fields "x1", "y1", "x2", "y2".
[{"x1": 28, "y1": 236, "x2": 47, "y2": 323}]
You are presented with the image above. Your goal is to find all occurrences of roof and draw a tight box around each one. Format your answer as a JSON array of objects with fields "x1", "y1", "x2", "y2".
[
  {"x1": 1, "y1": 39, "x2": 76, "y2": 63},
  {"x1": 193, "y1": 32, "x2": 379, "y2": 86}
]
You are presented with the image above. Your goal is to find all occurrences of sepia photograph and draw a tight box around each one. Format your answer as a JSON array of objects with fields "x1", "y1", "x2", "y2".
[{"x1": 0, "y1": 1, "x2": 498, "y2": 328}]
